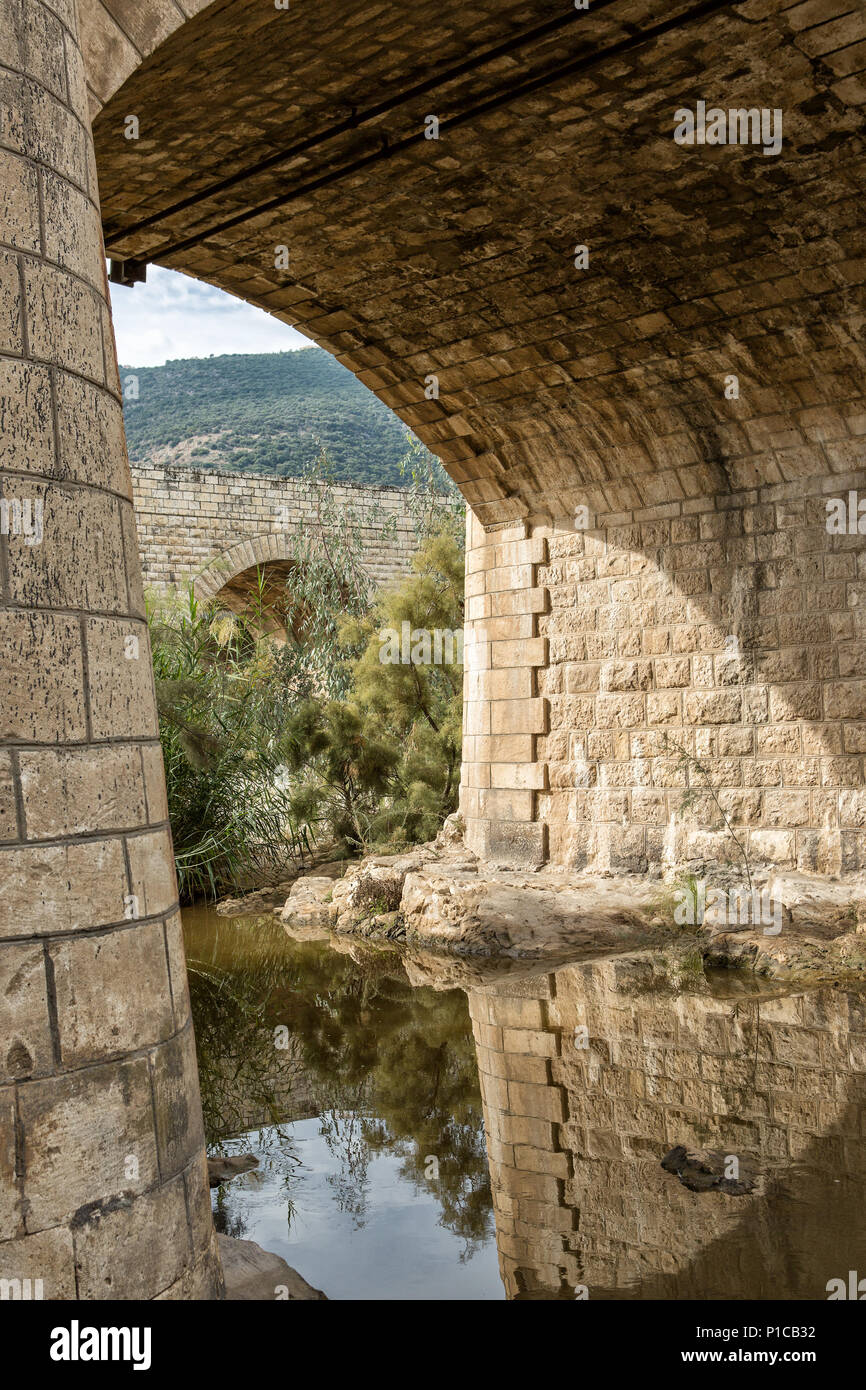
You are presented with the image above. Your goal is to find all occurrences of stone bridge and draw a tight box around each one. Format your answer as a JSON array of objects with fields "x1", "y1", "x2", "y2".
[
  {"x1": 130, "y1": 461, "x2": 419, "y2": 603},
  {"x1": 1, "y1": 0, "x2": 864, "y2": 1300}
]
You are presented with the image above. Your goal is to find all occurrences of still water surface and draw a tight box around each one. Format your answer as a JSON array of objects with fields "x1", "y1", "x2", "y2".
[
  {"x1": 183, "y1": 907, "x2": 501, "y2": 1299},
  {"x1": 183, "y1": 906, "x2": 866, "y2": 1301}
]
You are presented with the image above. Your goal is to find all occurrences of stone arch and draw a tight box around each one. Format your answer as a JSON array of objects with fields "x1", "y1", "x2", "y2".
[
  {"x1": 86, "y1": 0, "x2": 866, "y2": 529},
  {"x1": 193, "y1": 532, "x2": 308, "y2": 605},
  {"x1": 192, "y1": 532, "x2": 343, "y2": 642},
  {"x1": 85, "y1": 0, "x2": 866, "y2": 872},
  {"x1": 79, "y1": 1, "x2": 217, "y2": 114}
]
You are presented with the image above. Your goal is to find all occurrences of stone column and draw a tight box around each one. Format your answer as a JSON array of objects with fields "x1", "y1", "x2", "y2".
[
  {"x1": 461, "y1": 509, "x2": 550, "y2": 866},
  {"x1": 0, "y1": 0, "x2": 222, "y2": 1298}
]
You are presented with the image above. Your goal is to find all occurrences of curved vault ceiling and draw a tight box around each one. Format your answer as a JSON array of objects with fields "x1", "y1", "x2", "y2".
[{"x1": 89, "y1": 0, "x2": 866, "y2": 527}]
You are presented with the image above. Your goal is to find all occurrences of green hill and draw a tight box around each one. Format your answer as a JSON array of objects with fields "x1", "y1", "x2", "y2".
[{"x1": 120, "y1": 347, "x2": 438, "y2": 487}]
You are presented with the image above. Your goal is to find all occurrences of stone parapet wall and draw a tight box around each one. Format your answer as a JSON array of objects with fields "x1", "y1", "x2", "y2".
[{"x1": 130, "y1": 462, "x2": 420, "y2": 599}]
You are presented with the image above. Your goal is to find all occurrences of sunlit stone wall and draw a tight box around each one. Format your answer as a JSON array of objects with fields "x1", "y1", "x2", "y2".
[{"x1": 461, "y1": 458, "x2": 866, "y2": 873}]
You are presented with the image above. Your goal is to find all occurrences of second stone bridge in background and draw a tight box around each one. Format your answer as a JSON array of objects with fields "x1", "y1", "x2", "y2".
[{"x1": 130, "y1": 462, "x2": 421, "y2": 607}]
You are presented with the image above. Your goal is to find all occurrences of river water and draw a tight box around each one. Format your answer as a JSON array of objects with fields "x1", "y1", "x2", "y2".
[{"x1": 183, "y1": 905, "x2": 866, "y2": 1301}]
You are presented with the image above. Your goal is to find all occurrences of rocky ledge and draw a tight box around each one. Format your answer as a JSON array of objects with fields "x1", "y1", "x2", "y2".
[{"x1": 277, "y1": 815, "x2": 866, "y2": 985}]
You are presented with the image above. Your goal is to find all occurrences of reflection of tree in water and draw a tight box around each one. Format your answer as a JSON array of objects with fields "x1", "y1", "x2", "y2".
[
  {"x1": 188, "y1": 962, "x2": 303, "y2": 1147},
  {"x1": 185, "y1": 918, "x2": 492, "y2": 1254},
  {"x1": 319, "y1": 1107, "x2": 371, "y2": 1228},
  {"x1": 212, "y1": 1187, "x2": 248, "y2": 1239}
]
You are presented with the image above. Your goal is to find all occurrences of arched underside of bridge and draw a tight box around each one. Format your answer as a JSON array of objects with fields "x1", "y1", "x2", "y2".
[
  {"x1": 90, "y1": 0, "x2": 866, "y2": 872},
  {"x1": 0, "y1": 0, "x2": 864, "y2": 1301},
  {"x1": 194, "y1": 541, "x2": 321, "y2": 641},
  {"x1": 193, "y1": 536, "x2": 298, "y2": 606}
]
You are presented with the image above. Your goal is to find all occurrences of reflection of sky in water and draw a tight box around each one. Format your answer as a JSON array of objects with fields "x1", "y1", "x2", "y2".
[{"x1": 216, "y1": 1119, "x2": 504, "y2": 1300}]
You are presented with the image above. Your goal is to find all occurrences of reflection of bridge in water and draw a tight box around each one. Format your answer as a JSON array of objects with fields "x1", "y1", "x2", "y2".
[
  {"x1": 188, "y1": 906, "x2": 866, "y2": 1300},
  {"x1": 466, "y1": 958, "x2": 866, "y2": 1300}
]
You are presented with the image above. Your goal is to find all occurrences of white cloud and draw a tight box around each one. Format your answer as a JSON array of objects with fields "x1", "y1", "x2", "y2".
[{"x1": 109, "y1": 264, "x2": 309, "y2": 367}]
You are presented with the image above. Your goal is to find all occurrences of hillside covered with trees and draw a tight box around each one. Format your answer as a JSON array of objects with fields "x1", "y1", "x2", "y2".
[{"x1": 121, "y1": 347, "x2": 438, "y2": 487}]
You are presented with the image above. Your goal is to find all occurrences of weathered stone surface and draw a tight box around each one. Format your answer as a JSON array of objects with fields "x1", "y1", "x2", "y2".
[
  {"x1": 125, "y1": 826, "x2": 178, "y2": 919},
  {"x1": 0, "y1": 943, "x2": 53, "y2": 1083},
  {"x1": 0, "y1": 148, "x2": 41, "y2": 252},
  {"x1": 330, "y1": 849, "x2": 438, "y2": 926},
  {"x1": 280, "y1": 876, "x2": 337, "y2": 931},
  {"x1": 49, "y1": 920, "x2": 174, "y2": 1066},
  {"x1": 4, "y1": 483, "x2": 128, "y2": 613},
  {"x1": 705, "y1": 927, "x2": 866, "y2": 985},
  {"x1": 149, "y1": 1025, "x2": 207, "y2": 1181},
  {"x1": 18, "y1": 1057, "x2": 159, "y2": 1231},
  {"x1": 0, "y1": 752, "x2": 16, "y2": 841},
  {"x1": 18, "y1": 744, "x2": 148, "y2": 839},
  {"x1": 400, "y1": 866, "x2": 663, "y2": 958},
  {"x1": 85, "y1": 618, "x2": 158, "y2": 740},
  {"x1": 0, "y1": 1226, "x2": 77, "y2": 1299},
  {"x1": 163, "y1": 910, "x2": 192, "y2": 1029},
  {"x1": 73, "y1": 1173, "x2": 191, "y2": 1301},
  {"x1": 0, "y1": 611, "x2": 87, "y2": 743},
  {"x1": 320, "y1": 838, "x2": 866, "y2": 983},
  {"x1": 54, "y1": 371, "x2": 130, "y2": 493},
  {"x1": 0, "y1": 837, "x2": 129, "y2": 937},
  {"x1": 23, "y1": 259, "x2": 104, "y2": 382},
  {"x1": 218, "y1": 1235, "x2": 327, "y2": 1301},
  {"x1": 130, "y1": 462, "x2": 420, "y2": 601}
]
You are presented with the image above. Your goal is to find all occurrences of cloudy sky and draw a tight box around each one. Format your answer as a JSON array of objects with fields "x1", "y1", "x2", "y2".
[{"x1": 109, "y1": 264, "x2": 309, "y2": 367}]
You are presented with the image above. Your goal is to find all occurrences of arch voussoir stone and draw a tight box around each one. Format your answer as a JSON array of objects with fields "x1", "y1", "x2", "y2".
[{"x1": 194, "y1": 533, "x2": 292, "y2": 603}]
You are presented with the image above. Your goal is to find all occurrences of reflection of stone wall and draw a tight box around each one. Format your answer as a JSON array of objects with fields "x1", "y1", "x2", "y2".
[{"x1": 471, "y1": 957, "x2": 866, "y2": 1300}]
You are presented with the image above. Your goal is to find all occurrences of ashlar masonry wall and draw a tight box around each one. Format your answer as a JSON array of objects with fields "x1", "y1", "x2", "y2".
[
  {"x1": 461, "y1": 461, "x2": 866, "y2": 876},
  {"x1": 130, "y1": 462, "x2": 420, "y2": 600}
]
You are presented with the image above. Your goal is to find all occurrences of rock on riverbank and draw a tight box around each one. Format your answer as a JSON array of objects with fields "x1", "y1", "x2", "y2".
[
  {"x1": 218, "y1": 1236, "x2": 327, "y2": 1301},
  {"x1": 278, "y1": 816, "x2": 866, "y2": 985}
]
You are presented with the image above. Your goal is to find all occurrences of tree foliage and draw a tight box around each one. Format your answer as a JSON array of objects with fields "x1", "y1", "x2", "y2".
[
  {"x1": 149, "y1": 449, "x2": 465, "y2": 895},
  {"x1": 279, "y1": 524, "x2": 464, "y2": 853},
  {"x1": 149, "y1": 585, "x2": 308, "y2": 900},
  {"x1": 122, "y1": 347, "x2": 447, "y2": 488}
]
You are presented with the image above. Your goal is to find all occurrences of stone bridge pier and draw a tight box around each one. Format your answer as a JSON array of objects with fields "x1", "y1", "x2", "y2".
[
  {"x1": 0, "y1": 0, "x2": 222, "y2": 1298},
  {"x1": 1, "y1": 0, "x2": 865, "y2": 1301},
  {"x1": 461, "y1": 465, "x2": 866, "y2": 876}
]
